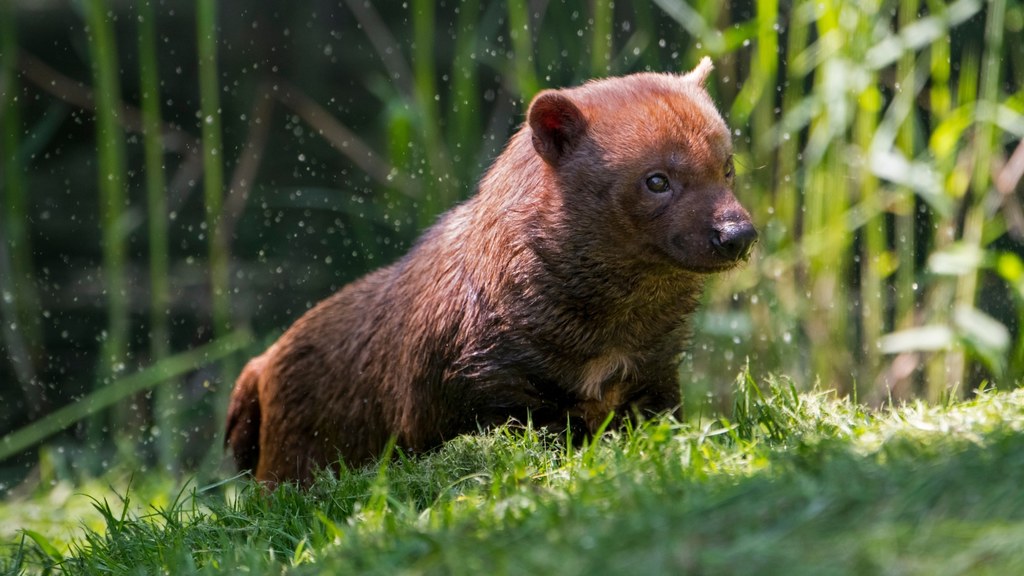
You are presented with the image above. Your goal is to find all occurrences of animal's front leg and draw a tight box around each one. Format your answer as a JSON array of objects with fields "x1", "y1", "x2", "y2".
[{"x1": 623, "y1": 380, "x2": 683, "y2": 423}]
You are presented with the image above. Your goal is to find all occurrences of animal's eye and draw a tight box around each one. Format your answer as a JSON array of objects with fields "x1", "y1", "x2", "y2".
[
  {"x1": 645, "y1": 173, "x2": 671, "y2": 193},
  {"x1": 725, "y1": 156, "x2": 735, "y2": 179}
]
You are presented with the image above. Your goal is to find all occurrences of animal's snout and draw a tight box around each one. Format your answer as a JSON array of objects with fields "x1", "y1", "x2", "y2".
[{"x1": 711, "y1": 220, "x2": 758, "y2": 261}]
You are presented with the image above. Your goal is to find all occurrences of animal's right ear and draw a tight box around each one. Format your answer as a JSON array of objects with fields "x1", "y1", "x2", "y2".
[
  {"x1": 683, "y1": 56, "x2": 714, "y2": 87},
  {"x1": 528, "y1": 91, "x2": 587, "y2": 166}
]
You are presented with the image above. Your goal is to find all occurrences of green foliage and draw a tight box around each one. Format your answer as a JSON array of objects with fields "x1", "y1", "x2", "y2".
[
  {"x1": 2, "y1": 0, "x2": 1024, "y2": 493},
  {"x1": 328, "y1": 0, "x2": 1024, "y2": 404},
  {"x1": 0, "y1": 331, "x2": 251, "y2": 463},
  {"x1": 4, "y1": 3, "x2": 1024, "y2": 569},
  {"x1": 4, "y1": 372, "x2": 1024, "y2": 574}
]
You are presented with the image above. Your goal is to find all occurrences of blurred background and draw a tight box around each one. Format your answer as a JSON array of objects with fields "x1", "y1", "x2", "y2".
[{"x1": 1, "y1": 0, "x2": 1022, "y2": 491}]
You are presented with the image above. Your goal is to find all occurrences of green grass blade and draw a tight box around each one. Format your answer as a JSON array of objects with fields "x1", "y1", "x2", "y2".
[
  {"x1": 14, "y1": 385, "x2": 1024, "y2": 573},
  {"x1": 20, "y1": 529, "x2": 62, "y2": 563},
  {"x1": 0, "y1": 330, "x2": 252, "y2": 462}
]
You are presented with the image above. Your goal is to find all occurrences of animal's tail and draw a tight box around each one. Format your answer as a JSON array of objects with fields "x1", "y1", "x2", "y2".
[{"x1": 225, "y1": 355, "x2": 264, "y2": 473}]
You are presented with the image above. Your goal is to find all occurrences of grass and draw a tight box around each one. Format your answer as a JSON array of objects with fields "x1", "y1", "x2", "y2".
[
  {"x1": 3, "y1": 0, "x2": 1024, "y2": 571},
  {"x1": 3, "y1": 370, "x2": 1024, "y2": 575},
  {"x1": 3, "y1": 0, "x2": 1022, "y2": 486}
]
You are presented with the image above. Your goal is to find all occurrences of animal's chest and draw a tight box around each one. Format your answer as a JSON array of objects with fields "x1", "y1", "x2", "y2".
[
  {"x1": 573, "y1": 351, "x2": 637, "y2": 429},
  {"x1": 578, "y1": 351, "x2": 635, "y2": 400}
]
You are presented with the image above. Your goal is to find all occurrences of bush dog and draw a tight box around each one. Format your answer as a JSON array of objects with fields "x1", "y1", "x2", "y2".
[{"x1": 226, "y1": 58, "x2": 757, "y2": 486}]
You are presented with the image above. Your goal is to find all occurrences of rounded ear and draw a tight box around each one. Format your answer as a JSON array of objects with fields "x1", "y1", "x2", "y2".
[
  {"x1": 527, "y1": 91, "x2": 587, "y2": 166},
  {"x1": 683, "y1": 56, "x2": 714, "y2": 87}
]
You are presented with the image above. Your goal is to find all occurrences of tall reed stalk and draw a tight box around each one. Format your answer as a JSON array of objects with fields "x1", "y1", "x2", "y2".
[
  {"x1": 385, "y1": 102, "x2": 415, "y2": 242},
  {"x1": 197, "y1": 0, "x2": 231, "y2": 356},
  {"x1": 710, "y1": 0, "x2": 1016, "y2": 398},
  {"x1": 506, "y1": 0, "x2": 540, "y2": 98},
  {"x1": 924, "y1": 50, "x2": 980, "y2": 396},
  {"x1": 195, "y1": 0, "x2": 238, "y2": 475},
  {"x1": 762, "y1": 0, "x2": 811, "y2": 364},
  {"x1": 590, "y1": 0, "x2": 613, "y2": 76},
  {"x1": 893, "y1": 0, "x2": 920, "y2": 333},
  {"x1": 856, "y1": 70, "x2": 884, "y2": 392},
  {"x1": 450, "y1": 0, "x2": 481, "y2": 180},
  {"x1": 412, "y1": 0, "x2": 457, "y2": 227},
  {"x1": 83, "y1": 0, "x2": 130, "y2": 447},
  {"x1": 137, "y1": 1, "x2": 177, "y2": 473},
  {"x1": 630, "y1": 2, "x2": 660, "y2": 71},
  {"x1": 367, "y1": 0, "x2": 1018, "y2": 399},
  {"x1": 945, "y1": 0, "x2": 1008, "y2": 394},
  {"x1": 1, "y1": 0, "x2": 44, "y2": 414}
]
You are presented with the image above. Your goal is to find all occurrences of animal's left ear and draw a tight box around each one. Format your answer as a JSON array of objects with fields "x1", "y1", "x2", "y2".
[
  {"x1": 684, "y1": 57, "x2": 714, "y2": 87},
  {"x1": 528, "y1": 90, "x2": 588, "y2": 166}
]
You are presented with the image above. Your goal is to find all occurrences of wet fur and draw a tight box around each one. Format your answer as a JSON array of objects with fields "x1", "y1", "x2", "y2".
[{"x1": 226, "y1": 59, "x2": 754, "y2": 486}]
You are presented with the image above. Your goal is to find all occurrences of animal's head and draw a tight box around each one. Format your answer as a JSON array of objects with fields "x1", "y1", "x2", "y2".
[{"x1": 527, "y1": 58, "x2": 757, "y2": 274}]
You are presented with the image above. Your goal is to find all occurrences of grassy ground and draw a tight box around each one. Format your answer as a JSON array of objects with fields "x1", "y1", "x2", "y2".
[{"x1": 3, "y1": 372, "x2": 1024, "y2": 575}]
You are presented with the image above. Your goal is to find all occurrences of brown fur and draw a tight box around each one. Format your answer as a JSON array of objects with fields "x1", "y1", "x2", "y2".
[{"x1": 225, "y1": 58, "x2": 756, "y2": 486}]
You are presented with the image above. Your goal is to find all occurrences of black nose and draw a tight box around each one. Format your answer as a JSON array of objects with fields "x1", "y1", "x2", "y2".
[{"x1": 711, "y1": 221, "x2": 758, "y2": 261}]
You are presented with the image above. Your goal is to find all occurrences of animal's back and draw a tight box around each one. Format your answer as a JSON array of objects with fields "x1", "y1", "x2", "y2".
[
  {"x1": 225, "y1": 60, "x2": 757, "y2": 486},
  {"x1": 224, "y1": 232, "x2": 480, "y2": 483},
  {"x1": 224, "y1": 354, "x2": 264, "y2": 473}
]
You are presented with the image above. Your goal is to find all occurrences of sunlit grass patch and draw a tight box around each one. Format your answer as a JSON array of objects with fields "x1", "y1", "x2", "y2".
[
  {"x1": 0, "y1": 473, "x2": 184, "y2": 563},
  {"x1": 3, "y1": 373, "x2": 1024, "y2": 574}
]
